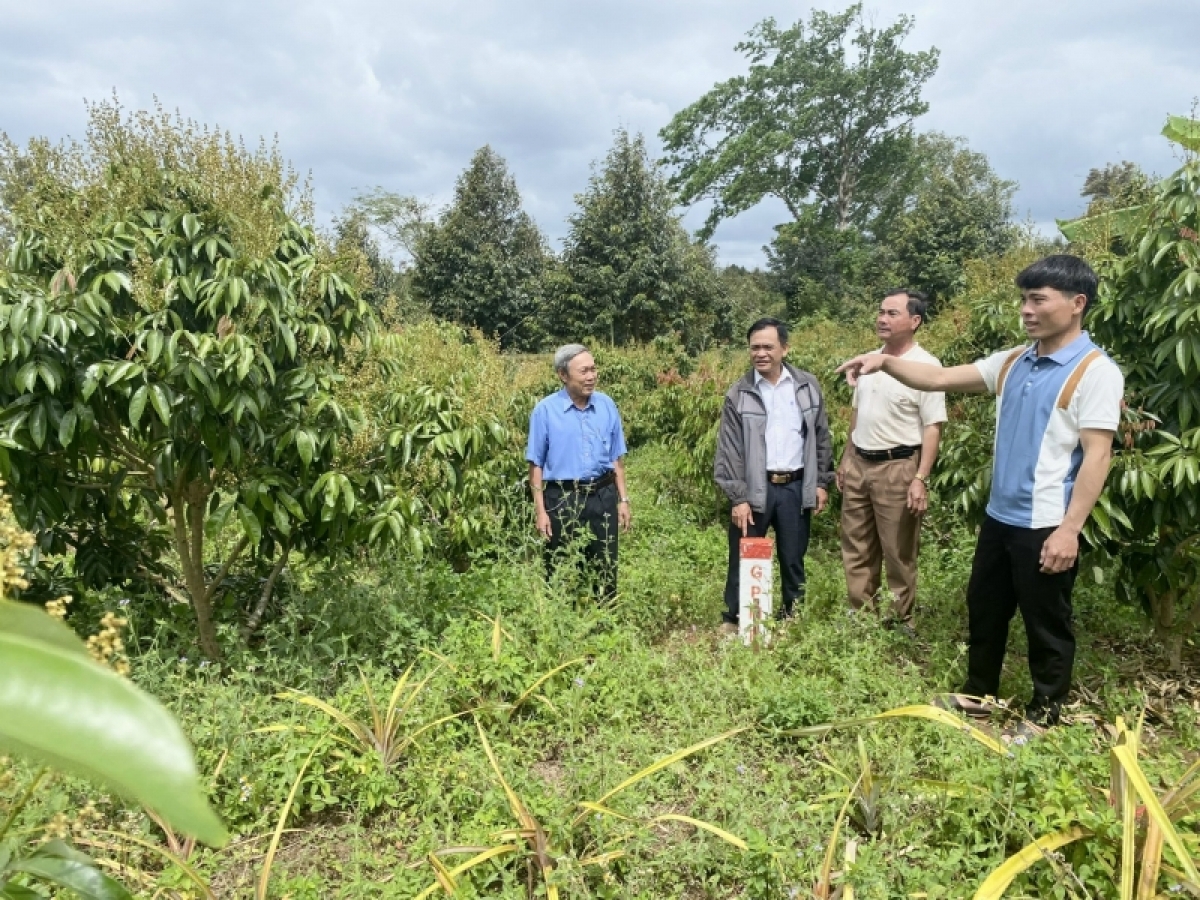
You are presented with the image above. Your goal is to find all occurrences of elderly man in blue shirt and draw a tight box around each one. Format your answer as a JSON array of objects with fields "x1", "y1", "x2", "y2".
[{"x1": 526, "y1": 344, "x2": 631, "y2": 601}]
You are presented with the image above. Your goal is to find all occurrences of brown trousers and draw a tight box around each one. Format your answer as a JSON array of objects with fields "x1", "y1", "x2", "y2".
[{"x1": 839, "y1": 450, "x2": 921, "y2": 620}]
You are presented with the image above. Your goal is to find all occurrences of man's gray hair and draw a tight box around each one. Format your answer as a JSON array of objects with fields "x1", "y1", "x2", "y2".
[{"x1": 553, "y1": 343, "x2": 590, "y2": 375}]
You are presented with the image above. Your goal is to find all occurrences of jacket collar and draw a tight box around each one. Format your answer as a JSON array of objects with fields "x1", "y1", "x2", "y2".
[{"x1": 741, "y1": 361, "x2": 806, "y2": 391}]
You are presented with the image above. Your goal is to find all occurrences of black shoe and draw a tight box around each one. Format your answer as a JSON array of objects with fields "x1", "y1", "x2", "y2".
[
  {"x1": 1025, "y1": 696, "x2": 1062, "y2": 729},
  {"x1": 931, "y1": 693, "x2": 995, "y2": 720}
]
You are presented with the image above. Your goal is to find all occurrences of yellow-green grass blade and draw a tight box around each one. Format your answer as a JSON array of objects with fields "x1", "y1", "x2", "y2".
[
  {"x1": 1162, "y1": 756, "x2": 1200, "y2": 816},
  {"x1": 576, "y1": 802, "x2": 635, "y2": 822},
  {"x1": 385, "y1": 664, "x2": 424, "y2": 730},
  {"x1": 278, "y1": 691, "x2": 369, "y2": 746},
  {"x1": 577, "y1": 726, "x2": 749, "y2": 824},
  {"x1": 1157, "y1": 864, "x2": 1200, "y2": 897},
  {"x1": 390, "y1": 711, "x2": 472, "y2": 766},
  {"x1": 972, "y1": 827, "x2": 1091, "y2": 899},
  {"x1": 783, "y1": 705, "x2": 1006, "y2": 755},
  {"x1": 509, "y1": 658, "x2": 587, "y2": 718},
  {"x1": 1136, "y1": 819, "x2": 1165, "y2": 900},
  {"x1": 412, "y1": 845, "x2": 519, "y2": 900},
  {"x1": 0, "y1": 631, "x2": 226, "y2": 846},
  {"x1": 475, "y1": 719, "x2": 531, "y2": 826},
  {"x1": 652, "y1": 814, "x2": 748, "y2": 850},
  {"x1": 1113, "y1": 744, "x2": 1200, "y2": 883},
  {"x1": 256, "y1": 739, "x2": 323, "y2": 900},
  {"x1": 358, "y1": 668, "x2": 384, "y2": 744},
  {"x1": 1112, "y1": 718, "x2": 1138, "y2": 900},
  {"x1": 93, "y1": 830, "x2": 214, "y2": 900},
  {"x1": 427, "y1": 853, "x2": 457, "y2": 894},
  {"x1": 816, "y1": 782, "x2": 858, "y2": 899},
  {"x1": 844, "y1": 837, "x2": 859, "y2": 900}
]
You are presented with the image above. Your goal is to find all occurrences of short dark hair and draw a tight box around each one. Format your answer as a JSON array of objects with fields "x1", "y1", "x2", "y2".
[
  {"x1": 747, "y1": 317, "x2": 788, "y2": 345},
  {"x1": 1015, "y1": 255, "x2": 1098, "y2": 315},
  {"x1": 883, "y1": 288, "x2": 929, "y2": 325}
]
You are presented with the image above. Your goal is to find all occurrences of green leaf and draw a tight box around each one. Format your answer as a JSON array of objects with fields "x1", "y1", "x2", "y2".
[
  {"x1": 0, "y1": 599, "x2": 88, "y2": 658},
  {"x1": 181, "y1": 213, "x2": 201, "y2": 241},
  {"x1": 237, "y1": 503, "x2": 262, "y2": 546},
  {"x1": 9, "y1": 857, "x2": 133, "y2": 900},
  {"x1": 1058, "y1": 206, "x2": 1146, "y2": 244},
  {"x1": 145, "y1": 330, "x2": 164, "y2": 365},
  {"x1": 149, "y1": 384, "x2": 171, "y2": 426},
  {"x1": 0, "y1": 631, "x2": 226, "y2": 846},
  {"x1": 27, "y1": 405, "x2": 46, "y2": 449},
  {"x1": 0, "y1": 881, "x2": 44, "y2": 899},
  {"x1": 57, "y1": 409, "x2": 77, "y2": 447},
  {"x1": 973, "y1": 827, "x2": 1092, "y2": 898},
  {"x1": 272, "y1": 502, "x2": 291, "y2": 536},
  {"x1": 1163, "y1": 115, "x2": 1200, "y2": 152},
  {"x1": 295, "y1": 429, "x2": 314, "y2": 467},
  {"x1": 128, "y1": 384, "x2": 149, "y2": 428}
]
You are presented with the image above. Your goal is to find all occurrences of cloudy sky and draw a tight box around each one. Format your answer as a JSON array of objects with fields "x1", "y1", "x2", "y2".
[{"x1": 2, "y1": 1, "x2": 1197, "y2": 266}]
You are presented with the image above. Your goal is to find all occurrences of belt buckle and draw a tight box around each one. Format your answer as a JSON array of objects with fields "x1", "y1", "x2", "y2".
[{"x1": 769, "y1": 473, "x2": 787, "y2": 485}]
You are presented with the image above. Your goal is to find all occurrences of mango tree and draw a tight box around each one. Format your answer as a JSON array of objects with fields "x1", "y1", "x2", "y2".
[
  {"x1": 0, "y1": 104, "x2": 413, "y2": 659},
  {"x1": 1063, "y1": 115, "x2": 1200, "y2": 668}
]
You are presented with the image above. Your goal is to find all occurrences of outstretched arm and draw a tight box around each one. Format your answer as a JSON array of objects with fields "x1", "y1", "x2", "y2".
[{"x1": 837, "y1": 355, "x2": 988, "y2": 394}]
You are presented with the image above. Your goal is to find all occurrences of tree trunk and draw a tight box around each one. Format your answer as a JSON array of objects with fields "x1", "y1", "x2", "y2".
[
  {"x1": 1150, "y1": 588, "x2": 1181, "y2": 672},
  {"x1": 171, "y1": 486, "x2": 222, "y2": 661},
  {"x1": 242, "y1": 544, "x2": 289, "y2": 641}
]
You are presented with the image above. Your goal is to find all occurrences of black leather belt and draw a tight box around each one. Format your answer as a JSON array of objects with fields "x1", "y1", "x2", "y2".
[
  {"x1": 766, "y1": 468, "x2": 804, "y2": 485},
  {"x1": 855, "y1": 444, "x2": 920, "y2": 462},
  {"x1": 544, "y1": 470, "x2": 616, "y2": 492}
]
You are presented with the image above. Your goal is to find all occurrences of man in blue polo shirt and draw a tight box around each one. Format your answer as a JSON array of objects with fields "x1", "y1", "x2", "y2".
[
  {"x1": 526, "y1": 344, "x2": 631, "y2": 600},
  {"x1": 837, "y1": 255, "x2": 1124, "y2": 731}
]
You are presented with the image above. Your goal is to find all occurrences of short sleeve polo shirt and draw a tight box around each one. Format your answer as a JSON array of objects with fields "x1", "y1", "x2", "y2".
[
  {"x1": 851, "y1": 343, "x2": 948, "y2": 450},
  {"x1": 525, "y1": 389, "x2": 628, "y2": 481},
  {"x1": 974, "y1": 332, "x2": 1123, "y2": 529}
]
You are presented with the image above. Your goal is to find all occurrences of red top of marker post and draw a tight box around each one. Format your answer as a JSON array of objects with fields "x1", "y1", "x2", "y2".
[{"x1": 739, "y1": 537, "x2": 773, "y2": 559}]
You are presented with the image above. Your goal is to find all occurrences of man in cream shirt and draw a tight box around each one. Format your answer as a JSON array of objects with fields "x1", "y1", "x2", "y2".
[{"x1": 837, "y1": 290, "x2": 946, "y2": 628}]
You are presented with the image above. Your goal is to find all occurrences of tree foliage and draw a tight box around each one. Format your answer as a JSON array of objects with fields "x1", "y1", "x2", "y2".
[
  {"x1": 0, "y1": 101, "x2": 398, "y2": 659},
  {"x1": 555, "y1": 129, "x2": 725, "y2": 348},
  {"x1": 411, "y1": 147, "x2": 548, "y2": 351},
  {"x1": 885, "y1": 133, "x2": 1019, "y2": 307},
  {"x1": 1081, "y1": 161, "x2": 1155, "y2": 215},
  {"x1": 1064, "y1": 115, "x2": 1200, "y2": 667},
  {"x1": 660, "y1": 3, "x2": 938, "y2": 238},
  {"x1": 765, "y1": 210, "x2": 895, "y2": 320}
]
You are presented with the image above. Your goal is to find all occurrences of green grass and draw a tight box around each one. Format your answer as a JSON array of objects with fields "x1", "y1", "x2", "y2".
[{"x1": 2, "y1": 443, "x2": 1192, "y2": 898}]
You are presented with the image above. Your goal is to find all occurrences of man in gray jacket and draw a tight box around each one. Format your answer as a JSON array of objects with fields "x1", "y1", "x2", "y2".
[{"x1": 714, "y1": 318, "x2": 835, "y2": 631}]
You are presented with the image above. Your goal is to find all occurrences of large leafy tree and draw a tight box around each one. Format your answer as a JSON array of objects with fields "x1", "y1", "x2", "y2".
[
  {"x1": 0, "y1": 102, "x2": 403, "y2": 660},
  {"x1": 411, "y1": 147, "x2": 548, "y2": 350},
  {"x1": 765, "y1": 210, "x2": 894, "y2": 320},
  {"x1": 1061, "y1": 116, "x2": 1200, "y2": 668},
  {"x1": 884, "y1": 133, "x2": 1018, "y2": 307},
  {"x1": 555, "y1": 129, "x2": 725, "y2": 348},
  {"x1": 660, "y1": 4, "x2": 938, "y2": 238}
]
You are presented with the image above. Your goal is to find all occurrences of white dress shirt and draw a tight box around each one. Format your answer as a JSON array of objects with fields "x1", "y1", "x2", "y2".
[{"x1": 755, "y1": 369, "x2": 804, "y2": 472}]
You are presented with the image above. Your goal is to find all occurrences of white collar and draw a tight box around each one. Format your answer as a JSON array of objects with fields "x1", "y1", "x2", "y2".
[{"x1": 754, "y1": 368, "x2": 793, "y2": 387}]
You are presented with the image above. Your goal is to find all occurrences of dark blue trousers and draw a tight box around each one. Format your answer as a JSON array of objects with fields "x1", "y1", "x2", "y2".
[{"x1": 722, "y1": 480, "x2": 811, "y2": 624}]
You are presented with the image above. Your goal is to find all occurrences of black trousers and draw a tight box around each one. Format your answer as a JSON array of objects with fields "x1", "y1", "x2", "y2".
[
  {"x1": 962, "y1": 515, "x2": 1078, "y2": 704},
  {"x1": 722, "y1": 480, "x2": 811, "y2": 624},
  {"x1": 544, "y1": 482, "x2": 618, "y2": 601}
]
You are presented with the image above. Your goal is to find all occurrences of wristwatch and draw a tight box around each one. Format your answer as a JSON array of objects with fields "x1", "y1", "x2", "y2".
[
  {"x1": 619, "y1": 496, "x2": 631, "y2": 504},
  {"x1": 913, "y1": 473, "x2": 928, "y2": 484}
]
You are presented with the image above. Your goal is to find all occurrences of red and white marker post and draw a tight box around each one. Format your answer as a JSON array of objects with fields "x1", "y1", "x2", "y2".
[{"x1": 739, "y1": 537, "x2": 773, "y2": 648}]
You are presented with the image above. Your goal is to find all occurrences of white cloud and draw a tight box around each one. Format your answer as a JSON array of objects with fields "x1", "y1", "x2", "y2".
[{"x1": 1, "y1": 0, "x2": 1197, "y2": 267}]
